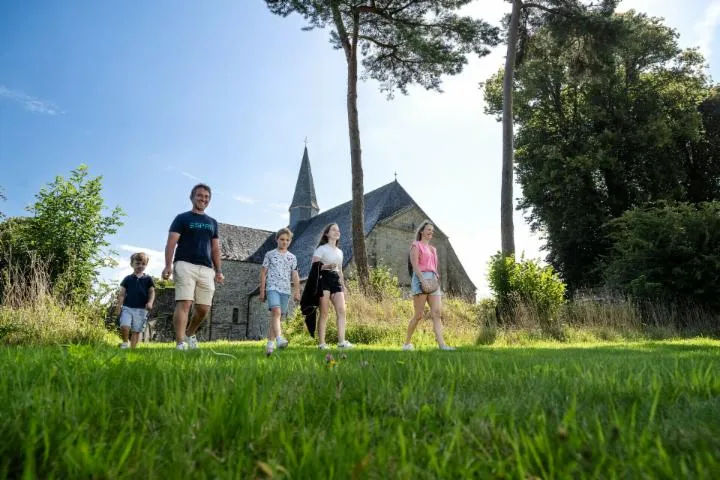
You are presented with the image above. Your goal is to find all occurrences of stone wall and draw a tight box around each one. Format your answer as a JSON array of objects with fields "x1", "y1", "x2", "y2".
[{"x1": 210, "y1": 260, "x2": 262, "y2": 340}]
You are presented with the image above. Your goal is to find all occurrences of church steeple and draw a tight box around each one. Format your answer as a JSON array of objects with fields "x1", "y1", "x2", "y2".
[{"x1": 289, "y1": 146, "x2": 319, "y2": 229}]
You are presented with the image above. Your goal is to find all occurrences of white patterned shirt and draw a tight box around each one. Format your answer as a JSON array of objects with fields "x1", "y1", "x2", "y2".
[{"x1": 262, "y1": 249, "x2": 298, "y2": 294}]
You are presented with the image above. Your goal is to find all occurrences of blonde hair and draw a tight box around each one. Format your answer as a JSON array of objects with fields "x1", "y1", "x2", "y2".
[
  {"x1": 276, "y1": 227, "x2": 293, "y2": 240},
  {"x1": 130, "y1": 252, "x2": 149, "y2": 264}
]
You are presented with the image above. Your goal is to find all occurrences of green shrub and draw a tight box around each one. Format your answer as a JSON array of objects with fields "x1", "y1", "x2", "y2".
[
  {"x1": 603, "y1": 201, "x2": 720, "y2": 311},
  {"x1": 487, "y1": 252, "x2": 566, "y2": 333},
  {"x1": 346, "y1": 263, "x2": 402, "y2": 300}
]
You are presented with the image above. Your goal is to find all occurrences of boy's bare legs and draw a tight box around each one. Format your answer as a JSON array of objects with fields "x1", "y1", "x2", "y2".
[
  {"x1": 404, "y1": 295, "x2": 427, "y2": 345},
  {"x1": 130, "y1": 332, "x2": 140, "y2": 348},
  {"x1": 332, "y1": 292, "x2": 347, "y2": 344},
  {"x1": 318, "y1": 292, "x2": 330, "y2": 346},
  {"x1": 269, "y1": 307, "x2": 282, "y2": 341},
  {"x1": 186, "y1": 304, "x2": 210, "y2": 337}
]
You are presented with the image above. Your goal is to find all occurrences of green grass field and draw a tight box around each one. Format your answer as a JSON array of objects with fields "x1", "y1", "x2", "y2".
[{"x1": 2, "y1": 340, "x2": 719, "y2": 479}]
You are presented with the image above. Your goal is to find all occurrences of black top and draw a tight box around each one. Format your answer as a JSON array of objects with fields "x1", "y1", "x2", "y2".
[
  {"x1": 121, "y1": 274, "x2": 155, "y2": 309},
  {"x1": 170, "y1": 211, "x2": 219, "y2": 268}
]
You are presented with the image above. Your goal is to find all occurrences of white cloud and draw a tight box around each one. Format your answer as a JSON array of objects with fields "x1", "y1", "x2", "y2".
[
  {"x1": 279, "y1": 212, "x2": 290, "y2": 220},
  {"x1": 694, "y1": 0, "x2": 720, "y2": 58},
  {"x1": 232, "y1": 195, "x2": 255, "y2": 204},
  {"x1": 269, "y1": 202, "x2": 290, "y2": 210},
  {"x1": 0, "y1": 85, "x2": 63, "y2": 115},
  {"x1": 181, "y1": 171, "x2": 201, "y2": 181}
]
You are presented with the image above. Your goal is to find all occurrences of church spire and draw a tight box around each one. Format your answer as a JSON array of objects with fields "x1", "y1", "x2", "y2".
[{"x1": 289, "y1": 145, "x2": 319, "y2": 229}]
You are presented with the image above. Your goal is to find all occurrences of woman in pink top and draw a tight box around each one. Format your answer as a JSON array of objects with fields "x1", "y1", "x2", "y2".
[{"x1": 403, "y1": 220, "x2": 455, "y2": 351}]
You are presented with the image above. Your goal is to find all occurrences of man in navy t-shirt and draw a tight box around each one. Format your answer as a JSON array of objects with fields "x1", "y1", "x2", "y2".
[{"x1": 162, "y1": 183, "x2": 224, "y2": 350}]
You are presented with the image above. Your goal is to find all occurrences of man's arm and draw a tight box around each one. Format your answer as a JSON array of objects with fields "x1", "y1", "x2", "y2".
[
  {"x1": 211, "y1": 237, "x2": 224, "y2": 284},
  {"x1": 162, "y1": 232, "x2": 180, "y2": 279},
  {"x1": 114, "y1": 286, "x2": 126, "y2": 315}
]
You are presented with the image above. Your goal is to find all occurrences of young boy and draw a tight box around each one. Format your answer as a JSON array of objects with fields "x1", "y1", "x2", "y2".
[
  {"x1": 259, "y1": 228, "x2": 300, "y2": 356},
  {"x1": 115, "y1": 252, "x2": 155, "y2": 349}
]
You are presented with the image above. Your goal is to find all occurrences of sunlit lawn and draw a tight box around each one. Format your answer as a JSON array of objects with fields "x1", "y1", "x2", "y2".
[{"x1": 2, "y1": 339, "x2": 719, "y2": 478}]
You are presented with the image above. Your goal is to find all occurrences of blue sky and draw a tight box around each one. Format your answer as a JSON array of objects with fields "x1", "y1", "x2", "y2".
[{"x1": 1, "y1": 0, "x2": 719, "y2": 297}]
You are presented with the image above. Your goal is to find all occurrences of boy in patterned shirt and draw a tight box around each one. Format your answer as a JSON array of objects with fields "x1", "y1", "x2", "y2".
[{"x1": 259, "y1": 228, "x2": 300, "y2": 356}]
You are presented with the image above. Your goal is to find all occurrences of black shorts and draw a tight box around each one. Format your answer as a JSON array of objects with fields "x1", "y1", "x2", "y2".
[{"x1": 320, "y1": 271, "x2": 343, "y2": 295}]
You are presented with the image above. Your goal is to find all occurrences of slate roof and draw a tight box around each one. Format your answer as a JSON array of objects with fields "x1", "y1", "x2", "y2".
[
  {"x1": 219, "y1": 181, "x2": 475, "y2": 293},
  {"x1": 218, "y1": 224, "x2": 274, "y2": 261},
  {"x1": 289, "y1": 146, "x2": 319, "y2": 211},
  {"x1": 239, "y1": 181, "x2": 416, "y2": 278}
]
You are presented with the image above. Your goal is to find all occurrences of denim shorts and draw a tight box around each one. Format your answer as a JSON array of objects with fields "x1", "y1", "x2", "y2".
[
  {"x1": 266, "y1": 290, "x2": 290, "y2": 316},
  {"x1": 119, "y1": 306, "x2": 149, "y2": 332},
  {"x1": 411, "y1": 272, "x2": 442, "y2": 296}
]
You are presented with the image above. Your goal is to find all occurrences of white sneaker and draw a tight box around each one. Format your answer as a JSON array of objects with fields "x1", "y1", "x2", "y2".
[
  {"x1": 276, "y1": 337, "x2": 289, "y2": 349},
  {"x1": 402, "y1": 343, "x2": 414, "y2": 351},
  {"x1": 265, "y1": 341, "x2": 274, "y2": 357},
  {"x1": 439, "y1": 345, "x2": 456, "y2": 351},
  {"x1": 318, "y1": 343, "x2": 329, "y2": 350},
  {"x1": 337, "y1": 340, "x2": 354, "y2": 349},
  {"x1": 187, "y1": 335, "x2": 199, "y2": 349},
  {"x1": 120, "y1": 342, "x2": 130, "y2": 349},
  {"x1": 176, "y1": 342, "x2": 188, "y2": 351}
]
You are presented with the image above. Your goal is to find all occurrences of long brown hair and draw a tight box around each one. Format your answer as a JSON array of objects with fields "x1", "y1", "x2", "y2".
[
  {"x1": 317, "y1": 223, "x2": 338, "y2": 247},
  {"x1": 415, "y1": 220, "x2": 434, "y2": 241}
]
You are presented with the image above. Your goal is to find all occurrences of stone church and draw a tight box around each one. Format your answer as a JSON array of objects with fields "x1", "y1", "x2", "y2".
[{"x1": 156, "y1": 147, "x2": 476, "y2": 341}]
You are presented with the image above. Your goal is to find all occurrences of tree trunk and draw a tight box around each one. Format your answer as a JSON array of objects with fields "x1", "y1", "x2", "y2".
[
  {"x1": 332, "y1": 5, "x2": 370, "y2": 293},
  {"x1": 501, "y1": 0, "x2": 522, "y2": 256}
]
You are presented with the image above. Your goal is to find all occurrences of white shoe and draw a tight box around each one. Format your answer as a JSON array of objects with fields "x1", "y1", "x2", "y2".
[
  {"x1": 337, "y1": 340, "x2": 354, "y2": 349},
  {"x1": 120, "y1": 342, "x2": 130, "y2": 349},
  {"x1": 187, "y1": 335, "x2": 199, "y2": 349},
  {"x1": 265, "y1": 341, "x2": 274, "y2": 357},
  {"x1": 402, "y1": 343, "x2": 414, "y2": 351},
  {"x1": 276, "y1": 337, "x2": 289, "y2": 349},
  {"x1": 439, "y1": 345, "x2": 456, "y2": 351},
  {"x1": 176, "y1": 342, "x2": 188, "y2": 351},
  {"x1": 318, "y1": 343, "x2": 329, "y2": 350}
]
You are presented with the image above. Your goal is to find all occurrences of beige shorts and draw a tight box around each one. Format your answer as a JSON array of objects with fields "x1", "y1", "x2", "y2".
[{"x1": 174, "y1": 261, "x2": 215, "y2": 305}]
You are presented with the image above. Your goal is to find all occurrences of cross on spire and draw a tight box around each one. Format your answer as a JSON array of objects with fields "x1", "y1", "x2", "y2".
[{"x1": 394, "y1": 171, "x2": 398, "y2": 182}]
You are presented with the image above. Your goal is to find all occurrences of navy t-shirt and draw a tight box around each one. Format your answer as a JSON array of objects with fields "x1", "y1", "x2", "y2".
[
  {"x1": 169, "y1": 211, "x2": 219, "y2": 268},
  {"x1": 121, "y1": 274, "x2": 155, "y2": 309}
]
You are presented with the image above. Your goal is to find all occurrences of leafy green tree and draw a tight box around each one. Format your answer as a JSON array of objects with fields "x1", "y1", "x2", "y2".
[
  {"x1": 603, "y1": 202, "x2": 720, "y2": 311},
  {"x1": 265, "y1": 0, "x2": 499, "y2": 292},
  {"x1": 496, "y1": 0, "x2": 616, "y2": 256},
  {"x1": 484, "y1": 11, "x2": 717, "y2": 291},
  {"x1": 23, "y1": 165, "x2": 124, "y2": 304},
  {"x1": 0, "y1": 186, "x2": 6, "y2": 220}
]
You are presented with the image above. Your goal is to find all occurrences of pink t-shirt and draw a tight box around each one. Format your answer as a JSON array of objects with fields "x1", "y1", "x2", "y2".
[{"x1": 412, "y1": 241, "x2": 438, "y2": 274}]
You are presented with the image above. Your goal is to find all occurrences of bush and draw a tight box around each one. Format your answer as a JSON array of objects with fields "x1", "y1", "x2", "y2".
[
  {"x1": 603, "y1": 201, "x2": 720, "y2": 311},
  {"x1": 346, "y1": 263, "x2": 402, "y2": 301},
  {"x1": 487, "y1": 252, "x2": 566, "y2": 334},
  {"x1": 0, "y1": 255, "x2": 114, "y2": 346}
]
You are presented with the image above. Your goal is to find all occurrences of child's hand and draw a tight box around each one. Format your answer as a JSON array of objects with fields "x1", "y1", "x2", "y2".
[
  {"x1": 259, "y1": 291, "x2": 265, "y2": 302},
  {"x1": 294, "y1": 291, "x2": 300, "y2": 302},
  {"x1": 145, "y1": 302, "x2": 153, "y2": 310}
]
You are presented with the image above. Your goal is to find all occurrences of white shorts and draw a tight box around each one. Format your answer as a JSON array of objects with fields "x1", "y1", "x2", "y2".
[{"x1": 174, "y1": 261, "x2": 215, "y2": 306}]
